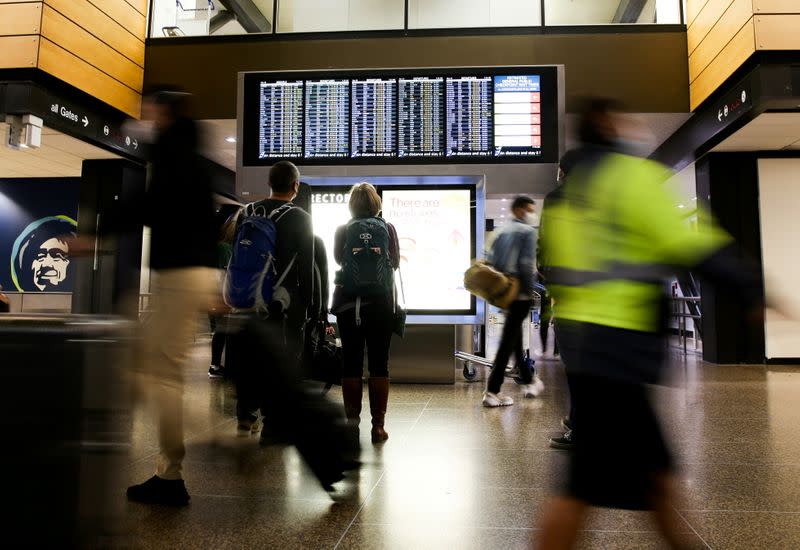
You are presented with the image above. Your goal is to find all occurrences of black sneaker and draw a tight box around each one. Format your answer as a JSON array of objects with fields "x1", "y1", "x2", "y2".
[
  {"x1": 549, "y1": 430, "x2": 575, "y2": 451},
  {"x1": 208, "y1": 365, "x2": 226, "y2": 379},
  {"x1": 127, "y1": 476, "x2": 190, "y2": 506}
]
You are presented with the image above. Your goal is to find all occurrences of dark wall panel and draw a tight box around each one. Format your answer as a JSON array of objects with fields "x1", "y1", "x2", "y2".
[
  {"x1": 144, "y1": 31, "x2": 690, "y2": 120},
  {"x1": 696, "y1": 152, "x2": 765, "y2": 364}
]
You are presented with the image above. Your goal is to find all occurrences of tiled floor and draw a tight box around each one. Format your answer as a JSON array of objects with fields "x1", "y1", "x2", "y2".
[{"x1": 123, "y1": 343, "x2": 800, "y2": 549}]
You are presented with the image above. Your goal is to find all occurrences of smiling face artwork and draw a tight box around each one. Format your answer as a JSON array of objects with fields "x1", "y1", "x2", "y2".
[{"x1": 12, "y1": 217, "x2": 77, "y2": 292}]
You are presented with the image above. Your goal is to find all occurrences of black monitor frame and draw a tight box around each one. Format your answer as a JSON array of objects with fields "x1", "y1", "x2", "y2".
[{"x1": 242, "y1": 66, "x2": 560, "y2": 166}]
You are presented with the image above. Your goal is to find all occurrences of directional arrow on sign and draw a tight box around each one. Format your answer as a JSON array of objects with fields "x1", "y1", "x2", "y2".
[{"x1": 82, "y1": 116, "x2": 89, "y2": 128}]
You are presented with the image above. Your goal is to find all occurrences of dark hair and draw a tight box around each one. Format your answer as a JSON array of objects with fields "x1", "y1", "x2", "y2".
[
  {"x1": 511, "y1": 196, "x2": 535, "y2": 212},
  {"x1": 558, "y1": 149, "x2": 583, "y2": 178},
  {"x1": 577, "y1": 97, "x2": 624, "y2": 145},
  {"x1": 268, "y1": 161, "x2": 300, "y2": 194}
]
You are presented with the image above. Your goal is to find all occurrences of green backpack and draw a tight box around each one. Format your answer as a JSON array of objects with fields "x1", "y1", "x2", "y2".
[{"x1": 336, "y1": 217, "x2": 394, "y2": 297}]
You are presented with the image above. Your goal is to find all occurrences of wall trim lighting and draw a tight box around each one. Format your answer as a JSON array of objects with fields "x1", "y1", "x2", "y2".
[{"x1": 225, "y1": 136, "x2": 237, "y2": 143}]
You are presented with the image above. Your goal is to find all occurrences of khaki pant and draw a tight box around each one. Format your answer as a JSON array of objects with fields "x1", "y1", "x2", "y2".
[{"x1": 139, "y1": 267, "x2": 215, "y2": 480}]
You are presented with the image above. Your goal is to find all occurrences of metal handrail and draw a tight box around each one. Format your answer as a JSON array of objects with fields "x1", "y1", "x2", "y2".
[{"x1": 670, "y1": 296, "x2": 701, "y2": 354}]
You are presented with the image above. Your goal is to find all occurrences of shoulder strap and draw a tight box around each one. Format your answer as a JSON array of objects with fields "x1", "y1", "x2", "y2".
[{"x1": 268, "y1": 203, "x2": 295, "y2": 222}]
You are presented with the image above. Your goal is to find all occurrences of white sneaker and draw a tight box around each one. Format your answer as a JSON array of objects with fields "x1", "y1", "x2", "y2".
[
  {"x1": 521, "y1": 375, "x2": 545, "y2": 398},
  {"x1": 482, "y1": 391, "x2": 514, "y2": 407}
]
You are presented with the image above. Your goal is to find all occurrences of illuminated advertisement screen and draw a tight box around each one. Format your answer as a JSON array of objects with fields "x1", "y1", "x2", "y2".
[
  {"x1": 310, "y1": 188, "x2": 351, "y2": 310},
  {"x1": 382, "y1": 187, "x2": 474, "y2": 314}
]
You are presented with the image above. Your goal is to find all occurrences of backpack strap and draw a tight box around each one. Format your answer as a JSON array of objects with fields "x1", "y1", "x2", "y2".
[
  {"x1": 268, "y1": 202, "x2": 295, "y2": 222},
  {"x1": 274, "y1": 253, "x2": 297, "y2": 288}
]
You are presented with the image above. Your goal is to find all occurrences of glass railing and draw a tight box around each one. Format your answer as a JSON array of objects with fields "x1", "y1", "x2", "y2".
[{"x1": 148, "y1": 0, "x2": 683, "y2": 39}]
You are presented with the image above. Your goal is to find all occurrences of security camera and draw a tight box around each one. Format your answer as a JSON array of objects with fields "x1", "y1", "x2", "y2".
[{"x1": 5, "y1": 114, "x2": 43, "y2": 150}]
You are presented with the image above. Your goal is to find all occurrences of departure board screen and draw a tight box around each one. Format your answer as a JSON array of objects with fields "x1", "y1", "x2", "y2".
[
  {"x1": 398, "y1": 77, "x2": 445, "y2": 158},
  {"x1": 243, "y1": 67, "x2": 560, "y2": 165},
  {"x1": 446, "y1": 76, "x2": 493, "y2": 157},
  {"x1": 304, "y1": 79, "x2": 350, "y2": 159},
  {"x1": 352, "y1": 78, "x2": 397, "y2": 158},
  {"x1": 493, "y1": 75, "x2": 542, "y2": 158},
  {"x1": 257, "y1": 80, "x2": 303, "y2": 159}
]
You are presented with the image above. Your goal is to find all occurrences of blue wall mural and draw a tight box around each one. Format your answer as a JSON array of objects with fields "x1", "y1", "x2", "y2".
[{"x1": 0, "y1": 179, "x2": 80, "y2": 292}]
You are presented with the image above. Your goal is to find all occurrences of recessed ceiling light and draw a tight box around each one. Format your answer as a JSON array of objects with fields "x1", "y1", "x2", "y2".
[
  {"x1": 501, "y1": 207, "x2": 505, "y2": 211},
  {"x1": 678, "y1": 204, "x2": 685, "y2": 209},
  {"x1": 501, "y1": 198, "x2": 507, "y2": 202},
  {"x1": 225, "y1": 136, "x2": 236, "y2": 143},
  {"x1": 500, "y1": 214, "x2": 505, "y2": 218}
]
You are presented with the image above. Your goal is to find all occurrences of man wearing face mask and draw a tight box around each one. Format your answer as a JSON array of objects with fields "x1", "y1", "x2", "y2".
[{"x1": 482, "y1": 195, "x2": 545, "y2": 407}]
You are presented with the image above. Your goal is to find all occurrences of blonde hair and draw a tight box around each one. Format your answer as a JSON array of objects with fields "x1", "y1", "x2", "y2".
[{"x1": 348, "y1": 182, "x2": 382, "y2": 218}]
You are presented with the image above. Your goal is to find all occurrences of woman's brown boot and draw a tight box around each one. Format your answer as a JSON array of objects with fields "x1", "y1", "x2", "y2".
[
  {"x1": 368, "y1": 377, "x2": 390, "y2": 444},
  {"x1": 341, "y1": 378, "x2": 363, "y2": 425}
]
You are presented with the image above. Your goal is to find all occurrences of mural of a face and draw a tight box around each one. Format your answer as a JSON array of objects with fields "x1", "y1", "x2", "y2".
[
  {"x1": 31, "y1": 237, "x2": 70, "y2": 291},
  {"x1": 11, "y1": 216, "x2": 77, "y2": 292}
]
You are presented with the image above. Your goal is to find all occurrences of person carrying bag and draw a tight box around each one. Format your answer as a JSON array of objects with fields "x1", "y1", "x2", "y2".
[{"x1": 332, "y1": 183, "x2": 400, "y2": 444}]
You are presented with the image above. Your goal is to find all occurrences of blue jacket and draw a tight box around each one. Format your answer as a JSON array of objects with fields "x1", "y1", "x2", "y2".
[{"x1": 488, "y1": 219, "x2": 538, "y2": 297}]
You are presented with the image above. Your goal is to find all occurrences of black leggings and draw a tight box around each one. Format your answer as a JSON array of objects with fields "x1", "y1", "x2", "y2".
[{"x1": 336, "y1": 303, "x2": 393, "y2": 378}]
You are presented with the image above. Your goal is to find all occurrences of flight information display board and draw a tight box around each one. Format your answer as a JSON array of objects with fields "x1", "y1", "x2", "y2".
[
  {"x1": 446, "y1": 76, "x2": 492, "y2": 157},
  {"x1": 304, "y1": 79, "x2": 349, "y2": 159},
  {"x1": 242, "y1": 66, "x2": 560, "y2": 165},
  {"x1": 493, "y1": 75, "x2": 542, "y2": 158},
  {"x1": 398, "y1": 77, "x2": 445, "y2": 158},
  {"x1": 257, "y1": 80, "x2": 303, "y2": 159},
  {"x1": 352, "y1": 78, "x2": 397, "y2": 158}
]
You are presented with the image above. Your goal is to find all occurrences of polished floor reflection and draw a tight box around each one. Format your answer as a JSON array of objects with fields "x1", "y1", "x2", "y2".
[{"x1": 124, "y1": 343, "x2": 800, "y2": 549}]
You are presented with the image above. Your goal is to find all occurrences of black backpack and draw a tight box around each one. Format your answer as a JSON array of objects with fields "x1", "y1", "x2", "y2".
[{"x1": 336, "y1": 217, "x2": 393, "y2": 297}]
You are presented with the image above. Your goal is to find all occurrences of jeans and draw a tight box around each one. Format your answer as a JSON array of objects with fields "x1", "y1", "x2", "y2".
[
  {"x1": 336, "y1": 302, "x2": 393, "y2": 378},
  {"x1": 487, "y1": 299, "x2": 533, "y2": 394},
  {"x1": 227, "y1": 317, "x2": 304, "y2": 422}
]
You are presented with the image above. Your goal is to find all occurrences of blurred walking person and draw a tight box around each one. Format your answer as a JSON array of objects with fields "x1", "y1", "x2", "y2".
[
  {"x1": 482, "y1": 196, "x2": 544, "y2": 407},
  {"x1": 333, "y1": 183, "x2": 399, "y2": 444},
  {"x1": 124, "y1": 90, "x2": 218, "y2": 506},
  {"x1": 535, "y1": 99, "x2": 763, "y2": 549}
]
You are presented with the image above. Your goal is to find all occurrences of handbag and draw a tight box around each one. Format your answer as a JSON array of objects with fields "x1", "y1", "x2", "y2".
[
  {"x1": 464, "y1": 260, "x2": 520, "y2": 310},
  {"x1": 309, "y1": 321, "x2": 343, "y2": 393},
  {"x1": 392, "y1": 267, "x2": 407, "y2": 338}
]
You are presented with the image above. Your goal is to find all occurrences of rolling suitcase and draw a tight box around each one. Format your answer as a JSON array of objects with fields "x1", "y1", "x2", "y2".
[{"x1": 230, "y1": 315, "x2": 360, "y2": 491}]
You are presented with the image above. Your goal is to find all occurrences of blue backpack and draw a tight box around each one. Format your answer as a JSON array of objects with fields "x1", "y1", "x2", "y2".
[{"x1": 223, "y1": 202, "x2": 296, "y2": 310}]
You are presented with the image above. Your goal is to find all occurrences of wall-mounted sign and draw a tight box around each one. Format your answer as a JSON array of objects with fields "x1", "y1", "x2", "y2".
[
  {"x1": 1, "y1": 82, "x2": 145, "y2": 161},
  {"x1": 714, "y1": 84, "x2": 752, "y2": 125},
  {"x1": 0, "y1": 178, "x2": 80, "y2": 293}
]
